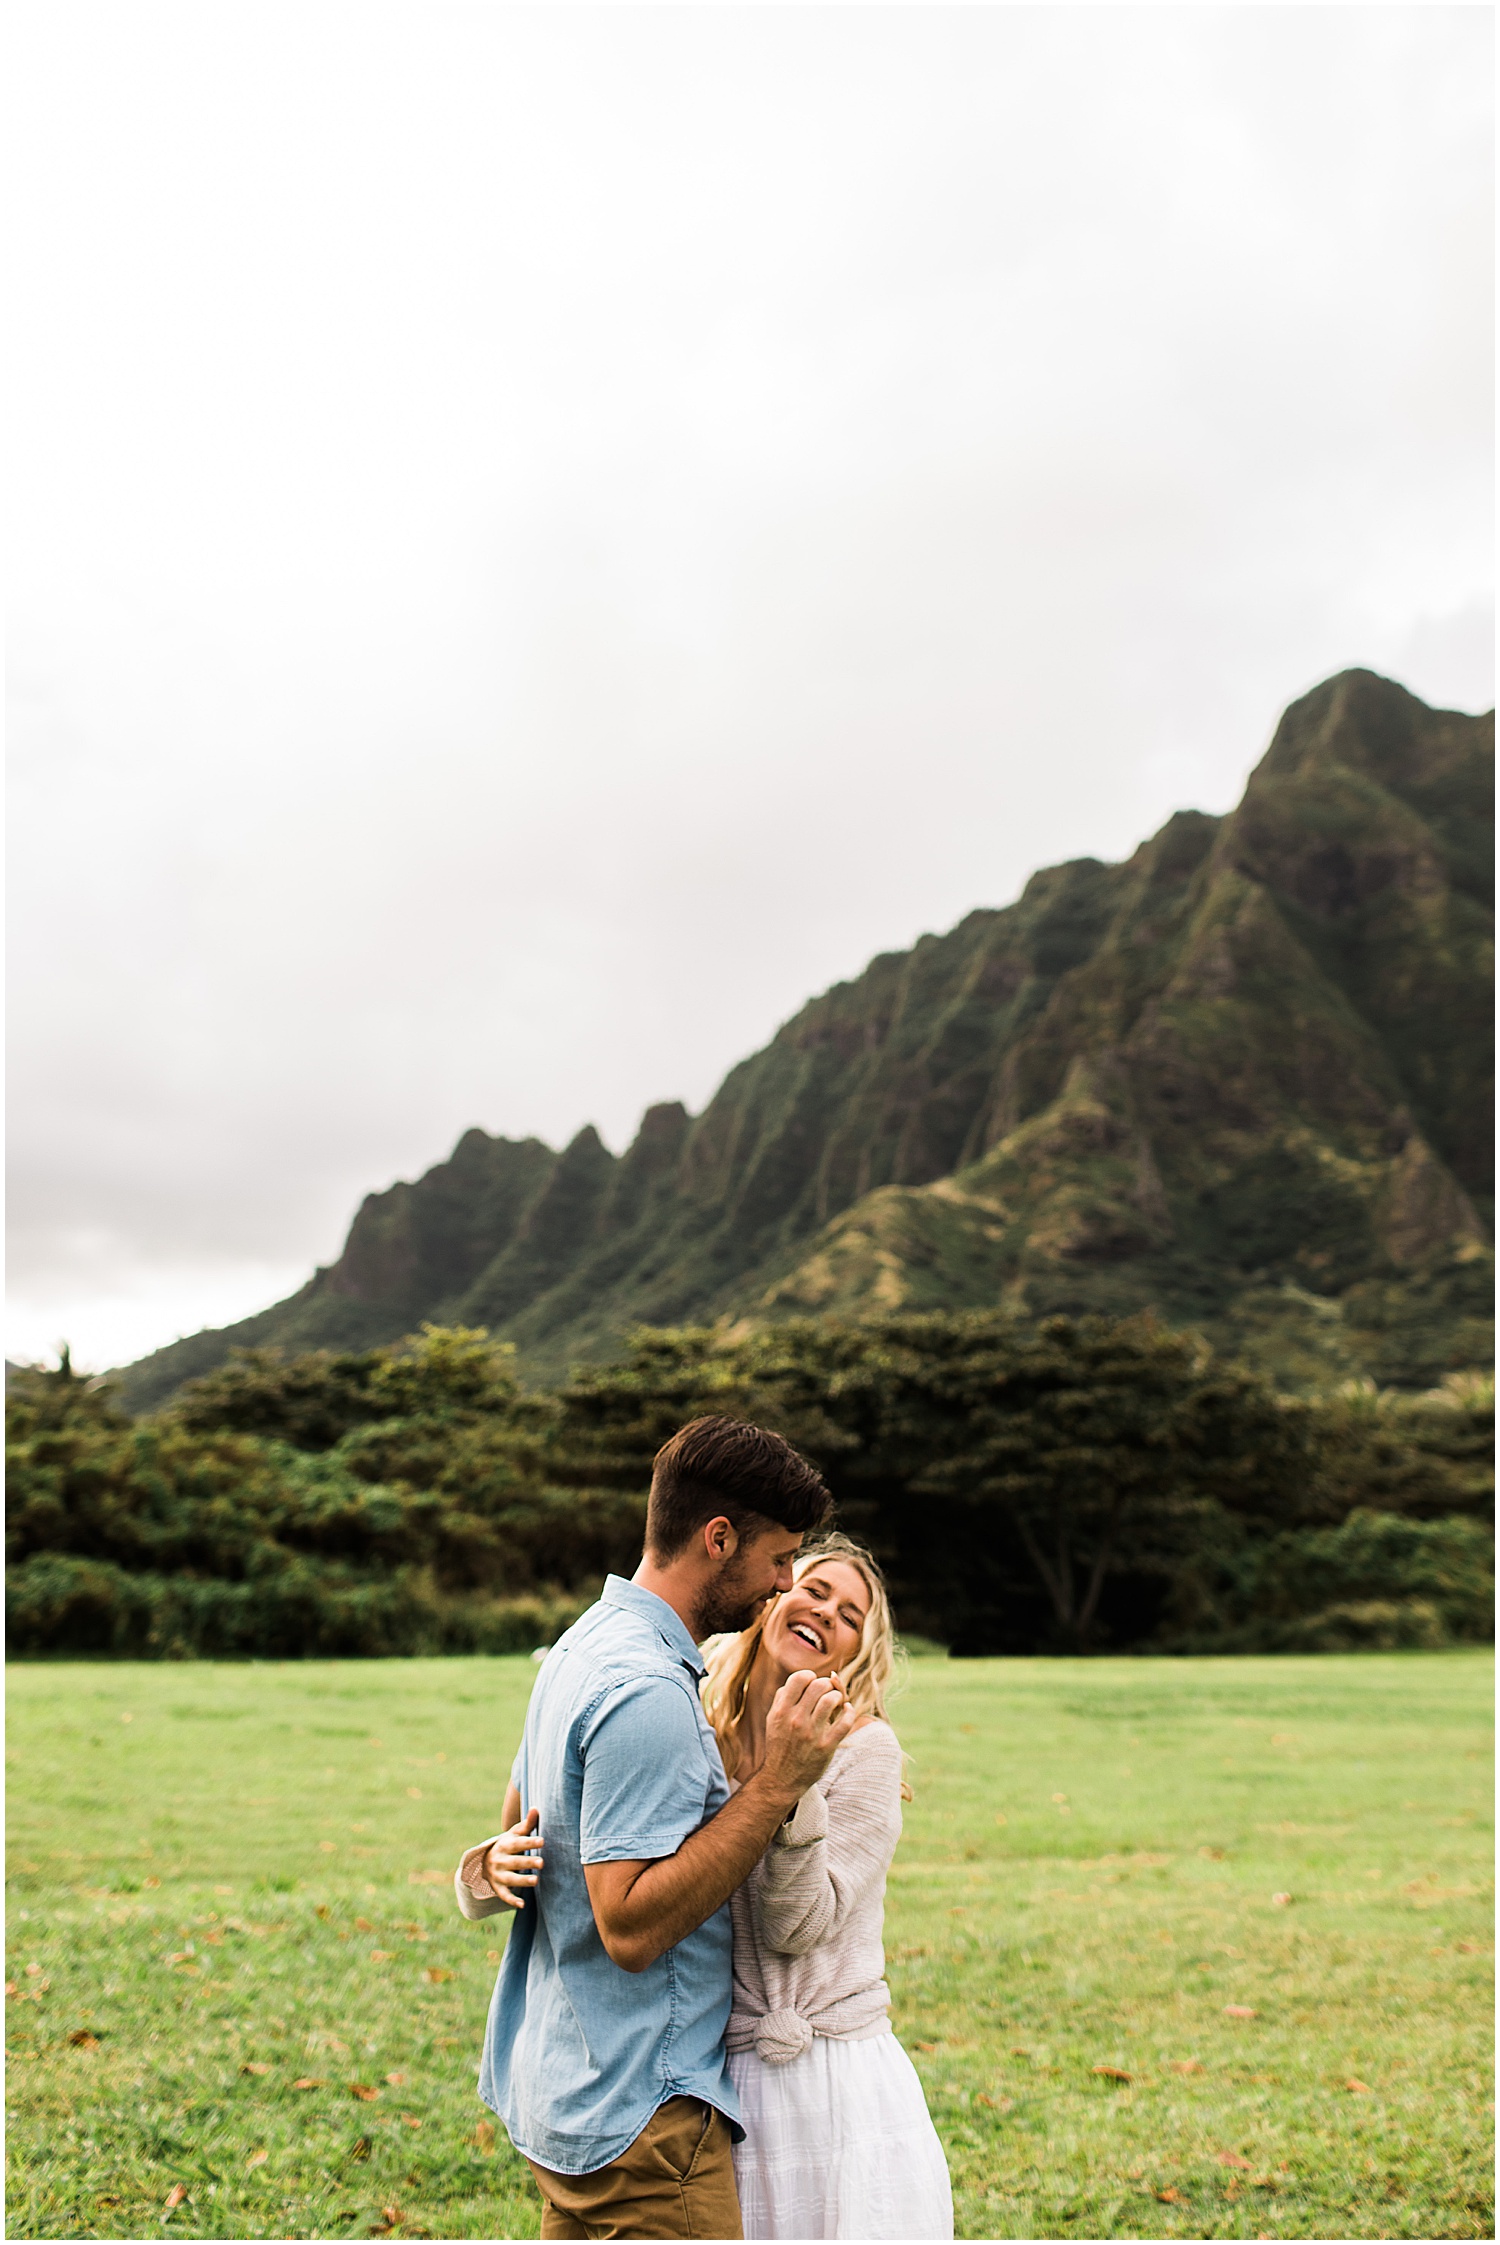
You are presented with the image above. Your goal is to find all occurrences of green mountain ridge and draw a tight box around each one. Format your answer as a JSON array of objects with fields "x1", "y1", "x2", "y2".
[{"x1": 119, "y1": 669, "x2": 1494, "y2": 1408}]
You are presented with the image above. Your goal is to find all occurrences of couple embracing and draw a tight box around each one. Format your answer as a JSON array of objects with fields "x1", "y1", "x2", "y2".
[{"x1": 454, "y1": 1416, "x2": 953, "y2": 2241}]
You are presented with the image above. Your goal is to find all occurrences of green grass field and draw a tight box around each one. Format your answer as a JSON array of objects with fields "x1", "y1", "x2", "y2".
[{"x1": 6, "y1": 1650, "x2": 1492, "y2": 2241}]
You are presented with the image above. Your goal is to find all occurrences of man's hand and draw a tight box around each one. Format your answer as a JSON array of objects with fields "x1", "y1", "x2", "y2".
[{"x1": 761, "y1": 1669, "x2": 858, "y2": 1803}]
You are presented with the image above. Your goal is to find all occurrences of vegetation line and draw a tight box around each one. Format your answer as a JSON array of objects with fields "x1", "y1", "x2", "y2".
[{"x1": 8, "y1": 1320, "x2": 1492, "y2": 1660}]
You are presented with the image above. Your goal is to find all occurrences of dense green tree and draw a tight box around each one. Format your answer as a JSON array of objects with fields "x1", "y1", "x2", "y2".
[
  {"x1": 558, "y1": 1315, "x2": 1324, "y2": 1650},
  {"x1": 7, "y1": 1314, "x2": 1490, "y2": 1658}
]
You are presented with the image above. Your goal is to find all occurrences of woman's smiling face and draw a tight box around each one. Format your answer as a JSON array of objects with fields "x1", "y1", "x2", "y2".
[{"x1": 761, "y1": 1559, "x2": 871, "y2": 1679}]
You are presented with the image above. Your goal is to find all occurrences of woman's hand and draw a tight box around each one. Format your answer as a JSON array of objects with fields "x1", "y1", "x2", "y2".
[{"x1": 478, "y1": 1806, "x2": 544, "y2": 1909}]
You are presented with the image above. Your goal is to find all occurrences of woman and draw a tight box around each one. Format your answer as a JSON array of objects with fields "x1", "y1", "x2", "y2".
[{"x1": 701, "y1": 1533, "x2": 953, "y2": 2242}]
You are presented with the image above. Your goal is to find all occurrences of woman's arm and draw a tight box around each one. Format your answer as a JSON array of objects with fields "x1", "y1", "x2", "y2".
[
  {"x1": 754, "y1": 1724, "x2": 903, "y2": 1958},
  {"x1": 453, "y1": 1792, "x2": 542, "y2": 1920}
]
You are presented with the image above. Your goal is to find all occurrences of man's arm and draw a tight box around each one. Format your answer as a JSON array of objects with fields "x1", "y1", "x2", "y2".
[{"x1": 584, "y1": 1670, "x2": 855, "y2": 1973}]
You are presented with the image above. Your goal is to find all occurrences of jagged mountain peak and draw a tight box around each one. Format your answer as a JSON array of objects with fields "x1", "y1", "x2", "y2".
[{"x1": 118, "y1": 671, "x2": 1493, "y2": 1407}]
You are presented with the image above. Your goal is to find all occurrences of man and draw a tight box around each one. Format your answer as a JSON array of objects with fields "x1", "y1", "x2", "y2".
[{"x1": 467, "y1": 1415, "x2": 851, "y2": 2240}]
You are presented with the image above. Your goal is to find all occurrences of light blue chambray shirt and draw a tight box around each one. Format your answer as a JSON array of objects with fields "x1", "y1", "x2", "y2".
[{"x1": 478, "y1": 1576, "x2": 741, "y2": 2175}]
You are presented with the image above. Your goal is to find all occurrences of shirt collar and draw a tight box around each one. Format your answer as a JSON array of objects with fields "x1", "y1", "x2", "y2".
[{"x1": 601, "y1": 1574, "x2": 706, "y2": 1677}]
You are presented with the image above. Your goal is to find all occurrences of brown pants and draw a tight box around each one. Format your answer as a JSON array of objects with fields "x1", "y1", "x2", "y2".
[{"x1": 525, "y1": 2096, "x2": 742, "y2": 2241}]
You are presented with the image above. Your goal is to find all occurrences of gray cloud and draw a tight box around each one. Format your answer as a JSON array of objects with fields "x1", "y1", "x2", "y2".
[{"x1": 8, "y1": 3, "x2": 1493, "y2": 1368}]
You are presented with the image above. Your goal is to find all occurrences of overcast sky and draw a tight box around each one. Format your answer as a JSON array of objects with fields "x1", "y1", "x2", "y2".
[{"x1": 9, "y1": 4, "x2": 1494, "y2": 1373}]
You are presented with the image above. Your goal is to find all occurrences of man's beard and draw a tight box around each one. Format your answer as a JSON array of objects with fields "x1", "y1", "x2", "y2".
[{"x1": 694, "y1": 1557, "x2": 772, "y2": 1640}]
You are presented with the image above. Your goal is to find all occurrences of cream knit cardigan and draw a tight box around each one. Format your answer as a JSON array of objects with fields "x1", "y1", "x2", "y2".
[{"x1": 725, "y1": 1718, "x2": 903, "y2": 2067}]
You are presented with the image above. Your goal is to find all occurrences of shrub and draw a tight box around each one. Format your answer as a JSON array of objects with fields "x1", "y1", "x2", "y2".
[
  {"x1": 1160, "y1": 1510, "x2": 1494, "y2": 1652},
  {"x1": 5, "y1": 1553, "x2": 591, "y2": 1660}
]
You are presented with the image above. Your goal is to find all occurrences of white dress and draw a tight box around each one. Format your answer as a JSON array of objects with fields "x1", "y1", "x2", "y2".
[
  {"x1": 726, "y1": 1723, "x2": 953, "y2": 2241},
  {"x1": 729, "y1": 2031, "x2": 953, "y2": 2240}
]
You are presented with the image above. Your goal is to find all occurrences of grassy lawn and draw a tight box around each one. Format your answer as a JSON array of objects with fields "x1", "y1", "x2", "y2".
[{"x1": 5, "y1": 1649, "x2": 1492, "y2": 2241}]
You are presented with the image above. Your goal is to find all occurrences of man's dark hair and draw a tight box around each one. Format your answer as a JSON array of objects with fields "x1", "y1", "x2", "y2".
[{"x1": 645, "y1": 1415, "x2": 832, "y2": 1560}]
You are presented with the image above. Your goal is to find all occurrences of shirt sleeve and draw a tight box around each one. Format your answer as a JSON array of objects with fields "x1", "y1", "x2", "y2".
[
  {"x1": 578, "y1": 1676, "x2": 716, "y2": 1864},
  {"x1": 755, "y1": 1723, "x2": 903, "y2": 1957},
  {"x1": 453, "y1": 1838, "x2": 513, "y2": 1921}
]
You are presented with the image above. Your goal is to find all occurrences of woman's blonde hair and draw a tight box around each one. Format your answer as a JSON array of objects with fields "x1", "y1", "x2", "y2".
[{"x1": 700, "y1": 1532, "x2": 908, "y2": 1791}]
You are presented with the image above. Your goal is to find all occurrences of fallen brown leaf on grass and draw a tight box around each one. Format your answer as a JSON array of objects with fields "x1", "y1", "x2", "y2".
[
  {"x1": 474, "y1": 2121, "x2": 496, "y2": 2154},
  {"x1": 4, "y1": 1981, "x2": 18, "y2": 1996},
  {"x1": 67, "y1": 2030, "x2": 101, "y2": 2049},
  {"x1": 386, "y1": 2071, "x2": 407, "y2": 2085},
  {"x1": 245, "y1": 2150, "x2": 268, "y2": 2170},
  {"x1": 370, "y1": 1950, "x2": 396, "y2": 1962},
  {"x1": 241, "y1": 2061, "x2": 272, "y2": 2075},
  {"x1": 164, "y1": 2185, "x2": 188, "y2": 2210},
  {"x1": 293, "y1": 2077, "x2": 325, "y2": 2090},
  {"x1": 422, "y1": 1966, "x2": 453, "y2": 1984},
  {"x1": 1345, "y1": 2078, "x2": 1372, "y2": 2094},
  {"x1": 351, "y1": 2083, "x2": 381, "y2": 2101},
  {"x1": 1223, "y1": 2005, "x2": 1257, "y2": 2019},
  {"x1": 1271, "y1": 1893, "x2": 1292, "y2": 1907},
  {"x1": 914, "y1": 2040, "x2": 937, "y2": 2053},
  {"x1": 486, "y1": 1949, "x2": 502, "y2": 1965},
  {"x1": 975, "y1": 2093, "x2": 1015, "y2": 2112},
  {"x1": 1216, "y1": 2151, "x2": 1252, "y2": 2170},
  {"x1": 402, "y1": 2114, "x2": 422, "y2": 2129},
  {"x1": 1093, "y1": 2066, "x2": 1132, "y2": 2082},
  {"x1": 1169, "y1": 2059, "x2": 1203, "y2": 2075},
  {"x1": 356, "y1": 1917, "x2": 374, "y2": 1932},
  {"x1": 1155, "y1": 2187, "x2": 1184, "y2": 2204}
]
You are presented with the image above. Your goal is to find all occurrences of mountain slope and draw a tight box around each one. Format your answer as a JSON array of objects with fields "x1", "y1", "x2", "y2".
[{"x1": 118, "y1": 671, "x2": 1493, "y2": 1407}]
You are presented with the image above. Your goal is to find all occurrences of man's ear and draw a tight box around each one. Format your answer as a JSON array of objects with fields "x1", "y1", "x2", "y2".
[{"x1": 702, "y1": 1516, "x2": 740, "y2": 1562}]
